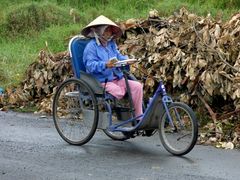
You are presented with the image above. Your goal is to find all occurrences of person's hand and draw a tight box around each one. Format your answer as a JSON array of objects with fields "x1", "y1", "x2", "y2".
[{"x1": 106, "y1": 58, "x2": 118, "y2": 68}]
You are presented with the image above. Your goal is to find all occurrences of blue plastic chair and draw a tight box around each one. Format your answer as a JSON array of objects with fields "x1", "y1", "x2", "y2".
[
  {"x1": 69, "y1": 36, "x2": 103, "y2": 95},
  {"x1": 69, "y1": 35, "x2": 90, "y2": 77}
]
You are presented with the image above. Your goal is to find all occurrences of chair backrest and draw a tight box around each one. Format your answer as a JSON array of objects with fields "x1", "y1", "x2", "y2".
[
  {"x1": 69, "y1": 35, "x2": 91, "y2": 78},
  {"x1": 69, "y1": 35, "x2": 104, "y2": 95}
]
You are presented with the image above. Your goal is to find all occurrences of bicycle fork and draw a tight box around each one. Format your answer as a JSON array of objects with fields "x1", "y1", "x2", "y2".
[{"x1": 162, "y1": 96, "x2": 184, "y2": 131}]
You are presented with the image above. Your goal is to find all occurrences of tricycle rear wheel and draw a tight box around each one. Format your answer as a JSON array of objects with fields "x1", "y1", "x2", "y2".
[
  {"x1": 53, "y1": 78, "x2": 98, "y2": 145},
  {"x1": 103, "y1": 109, "x2": 129, "y2": 141},
  {"x1": 103, "y1": 130, "x2": 129, "y2": 141}
]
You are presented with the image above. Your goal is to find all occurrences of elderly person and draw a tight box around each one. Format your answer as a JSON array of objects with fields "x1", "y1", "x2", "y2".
[{"x1": 82, "y1": 15, "x2": 143, "y2": 118}]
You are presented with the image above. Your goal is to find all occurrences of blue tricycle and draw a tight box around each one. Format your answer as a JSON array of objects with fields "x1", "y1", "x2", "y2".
[{"x1": 52, "y1": 36, "x2": 198, "y2": 156}]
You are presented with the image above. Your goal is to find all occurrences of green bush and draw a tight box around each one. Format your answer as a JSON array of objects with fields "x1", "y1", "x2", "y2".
[{"x1": 3, "y1": 2, "x2": 72, "y2": 37}]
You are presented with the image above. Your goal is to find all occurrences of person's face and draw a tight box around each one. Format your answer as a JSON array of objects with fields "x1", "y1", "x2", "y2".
[{"x1": 102, "y1": 26, "x2": 113, "y2": 40}]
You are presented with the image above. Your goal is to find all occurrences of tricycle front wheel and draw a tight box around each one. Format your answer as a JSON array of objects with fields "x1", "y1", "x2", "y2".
[{"x1": 159, "y1": 102, "x2": 198, "y2": 156}]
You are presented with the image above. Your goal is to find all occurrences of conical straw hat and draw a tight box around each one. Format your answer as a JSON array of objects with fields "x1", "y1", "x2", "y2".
[{"x1": 81, "y1": 15, "x2": 122, "y2": 38}]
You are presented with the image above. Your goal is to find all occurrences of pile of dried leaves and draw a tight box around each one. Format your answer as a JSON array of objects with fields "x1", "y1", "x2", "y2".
[
  {"x1": 119, "y1": 8, "x2": 240, "y2": 148},
  {"x1": 0, "y1": 8, "x2": 239, "y2": 148},
  {"x1": 0, "y1": 50, "x2": 72, "y2": 113},
  {"x1": 121, "y1": 8, "x2": 240, "y2": 109}
]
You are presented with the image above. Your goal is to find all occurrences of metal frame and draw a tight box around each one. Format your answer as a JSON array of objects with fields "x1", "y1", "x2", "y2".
[{"x1": 106, "y1": 69, "x2": 175, "y2": 133}]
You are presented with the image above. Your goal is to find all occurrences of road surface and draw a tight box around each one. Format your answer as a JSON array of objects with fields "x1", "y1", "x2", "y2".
[{"x1": 0, "y1": 111, "x2": 239, "y2": 180}]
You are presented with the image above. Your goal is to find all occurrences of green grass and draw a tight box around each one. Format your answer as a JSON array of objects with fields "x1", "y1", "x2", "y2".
[
  {"x1": 0, "y1": 0, "x2": 239, "y2": 89},
  {"x1": 156, "y1": 0, "x2": 239, "y2": 18},
  {"x1": 0, "y1": 24, "x2": 81, "y2": 87},
  {"x1": 0, "y1": 38, "x2": 37, "y2": 87}
]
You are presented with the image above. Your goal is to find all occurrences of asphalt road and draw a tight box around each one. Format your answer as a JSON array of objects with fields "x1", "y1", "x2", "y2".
[{"x1": 0, "y1": 111, "x2": 239, "y2": 180}]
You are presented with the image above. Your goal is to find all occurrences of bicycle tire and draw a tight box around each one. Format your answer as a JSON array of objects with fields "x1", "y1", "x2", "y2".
[
  {"x1": 53, "y1": 78, "x2": 98, "y2": 145},
  {"x1": 103, "y1": 106, "x2": 129, "y2": 141},
  {"x1": 159, "y1": 102, "x2": 198, "y2": 156},
  {"x1": 103, "y1": 130, "x2": 129, "y2": 141}
]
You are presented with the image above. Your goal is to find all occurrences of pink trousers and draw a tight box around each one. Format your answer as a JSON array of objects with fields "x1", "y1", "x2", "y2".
[{"x1": 102, "y1": 78, "x2": 143, "y2": 117}]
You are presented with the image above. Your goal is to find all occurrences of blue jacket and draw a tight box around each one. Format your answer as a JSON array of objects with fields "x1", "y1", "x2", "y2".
[{"x1": 83, "y1": 39, "x2": 128, "y2": 83}]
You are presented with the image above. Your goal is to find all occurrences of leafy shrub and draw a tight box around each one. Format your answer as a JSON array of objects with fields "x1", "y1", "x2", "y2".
[{"x1": 4, "y1": 2, "x2": 72, "y2": 37}]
